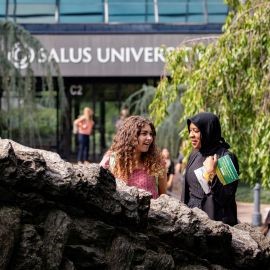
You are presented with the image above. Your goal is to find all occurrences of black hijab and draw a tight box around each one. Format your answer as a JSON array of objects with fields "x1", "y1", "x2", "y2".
[{"x1": 187, "y1": 112, "x2": 230, "y2": 156}]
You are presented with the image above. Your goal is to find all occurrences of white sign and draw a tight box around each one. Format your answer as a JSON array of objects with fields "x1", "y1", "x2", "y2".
[
  {"x1": 69, "y1": 85, "x2": 83, "y2": 96},
  {"x1": 7, "y1": 34, "x2": 217, "y2": 76}
]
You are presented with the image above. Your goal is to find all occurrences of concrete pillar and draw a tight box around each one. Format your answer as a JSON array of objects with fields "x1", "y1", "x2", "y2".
[{"x1": 252, "y1": 183, "x2": 262, "y2": 226}]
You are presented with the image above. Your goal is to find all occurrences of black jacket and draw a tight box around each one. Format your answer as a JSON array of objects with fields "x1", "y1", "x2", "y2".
[
  {"x1": 182, "y1": 148, "x2": 239, "y2": 226},
  {"x1": 182, "y1": 112, "x2": 239, "y2": 226}
]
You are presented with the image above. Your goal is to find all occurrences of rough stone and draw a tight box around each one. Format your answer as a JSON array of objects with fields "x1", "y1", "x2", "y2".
[{"x1": 0, "y1": 139, "x2": 270, "y2": 270}]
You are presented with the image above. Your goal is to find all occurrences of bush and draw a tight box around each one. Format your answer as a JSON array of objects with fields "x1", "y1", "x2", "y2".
[{"x1": 236, "y1": 182, "x2": 270, "y2": 204}]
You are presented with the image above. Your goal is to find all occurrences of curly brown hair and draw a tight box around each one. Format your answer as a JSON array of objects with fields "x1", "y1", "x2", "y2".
[{"x1": 110, "y1": 115, "x2": 164, "y2": 181}]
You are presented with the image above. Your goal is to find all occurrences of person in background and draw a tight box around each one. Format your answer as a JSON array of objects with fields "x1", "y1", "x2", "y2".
[
  {"x1": 74, "y1": 107, "x2": 95, "y2": 164},
  {"x1": 175, "y1": 140, "x2": 188, "y2": 174},
  {"x1": 115, "y1": 107, "x2": 129, "y2": 131},
  {"x1": 175, "y1": 151, "x2": 184, "y2": 174},
  {"x1": 161, "y1": 148, "x2": 175, "y2": 194},
  {"x1": 100, "y1": 115, "x2": 167, "y2": 199},
  {"x1": 181, "y1": 112, "x2": 239, "y2": 226}
]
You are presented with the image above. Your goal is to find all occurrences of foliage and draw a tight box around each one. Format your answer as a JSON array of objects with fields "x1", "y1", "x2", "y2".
[
  {"x1": 123, "y1": 84, "x2": 184, "y2": 158},
  {"x1": 123, "y1": 84, "x2": 156, "y2": 117},
  {"x1": 236, "y1": 183, "x2": 270, "y2": 204},
  {"x1": 150, "y1": 0, "x2": 270, "y2": 188},
  {"x1": 3, "y1": 106, "x2": 57, "y2": 146},
  {"x1": 104, "y1": 102, "x2": 119, "y2": 147},
  {"x1": 0, "y1": 21, "x2": 67, "y2": 148}
]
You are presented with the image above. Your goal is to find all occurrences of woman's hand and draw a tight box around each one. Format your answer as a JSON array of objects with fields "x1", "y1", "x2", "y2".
[
  {"x1": 99, "y1": 151, "x2": 111, "y2": 170},
  {"x1": 203, "y1": 154, "x2": 218, "y2": 182},
  {"x1": 203, "y1": 154, "x2": 218, "y2": 173}
]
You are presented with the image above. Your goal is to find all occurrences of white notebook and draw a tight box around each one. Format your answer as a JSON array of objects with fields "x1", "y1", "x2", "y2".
[{"x1": 194, "y1": 166, "x2": 211, "y2": 194}]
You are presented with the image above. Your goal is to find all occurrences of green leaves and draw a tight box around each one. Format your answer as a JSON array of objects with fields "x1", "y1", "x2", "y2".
[
  {"x1": 150, "y1": 0, "x2": 270, "y2": 188},
  {"x1": 123, "y1": 84, "x2": 183, "y2": 157},
  {"x1": 0, "y1": 21, "x2": 67, "y2": 148}
]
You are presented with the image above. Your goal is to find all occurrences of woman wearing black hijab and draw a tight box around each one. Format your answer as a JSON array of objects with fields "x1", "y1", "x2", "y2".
[{"x1": 181, "y1": 112, "x2": 239, "y2": 226}]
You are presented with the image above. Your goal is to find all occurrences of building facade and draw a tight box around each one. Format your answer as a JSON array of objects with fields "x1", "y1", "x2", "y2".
[{"x1": 1, "y1": 0, "x2": 228, "y2": 161}]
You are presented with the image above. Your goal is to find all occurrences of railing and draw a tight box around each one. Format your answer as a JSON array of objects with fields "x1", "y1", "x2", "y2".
[{"x1": 0, "y1": 0, "x2": 228, "y2": 24}]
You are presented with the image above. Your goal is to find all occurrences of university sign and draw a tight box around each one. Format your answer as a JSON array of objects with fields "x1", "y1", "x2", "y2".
[{"x1": 8, "y1": 34, "x2": 216, "y2": 76}]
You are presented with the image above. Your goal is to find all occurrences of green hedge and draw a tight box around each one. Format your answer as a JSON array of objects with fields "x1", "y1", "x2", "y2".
[{"x1": 236, "y1": 182, "x2": 270, "y2": 204}]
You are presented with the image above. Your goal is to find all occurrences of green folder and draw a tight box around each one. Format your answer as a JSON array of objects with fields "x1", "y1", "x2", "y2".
[{"x1": 216, "y1": 155, "x2": 239, "y2": 185}]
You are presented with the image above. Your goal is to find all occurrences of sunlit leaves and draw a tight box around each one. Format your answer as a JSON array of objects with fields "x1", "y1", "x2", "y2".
[{"x1": 150, "y1": 0, "x2": 270, "y2": 188}]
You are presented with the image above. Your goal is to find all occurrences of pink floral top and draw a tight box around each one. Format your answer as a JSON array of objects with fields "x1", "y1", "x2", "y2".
[
  {"x1": 99, "y1": 153, "x2": 158, "y2": 199},
  {"x1": 128, "y1": 169, "x2": 158, "y2": 199}
]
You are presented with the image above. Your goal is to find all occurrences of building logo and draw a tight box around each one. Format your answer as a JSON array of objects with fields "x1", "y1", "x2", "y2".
[
  {"x1": 7, "y1": 43, "x2": 93, "y2": 69},
  {"x1": 6, "y1": 39, "x2": 178, "y2": 77},
  {"x1": 8, "y1": 43, "x2": 35, "y2": 69}
]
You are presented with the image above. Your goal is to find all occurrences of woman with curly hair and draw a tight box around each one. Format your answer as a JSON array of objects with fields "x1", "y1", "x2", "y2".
[{"x1": 100, "y1": 115, "x2": 167, "y2": 199}]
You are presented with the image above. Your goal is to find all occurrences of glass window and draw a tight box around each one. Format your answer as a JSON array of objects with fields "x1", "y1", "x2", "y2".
[
  {"x1": 60, "y1": 0, "x2": 104, "y2": 23},
  {"x1": 8, "y1": 0, "x2": 56, "y2": 23},
  {"x1": 158, "y1": 0, "x2": 188, "y2": 23},
  {"x1": 108, "y1": 0, "x2": 154, "y2": 23},
  {"x1": 0, "y1": 0, "x2": 229, "y2": 24}
]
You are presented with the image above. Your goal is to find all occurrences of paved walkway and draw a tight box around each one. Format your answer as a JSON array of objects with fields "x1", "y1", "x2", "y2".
[{"x1": 237, "y1": 202, "x2": 270, "y2": 225}]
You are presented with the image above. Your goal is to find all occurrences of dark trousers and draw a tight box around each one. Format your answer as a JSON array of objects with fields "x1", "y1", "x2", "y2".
[{"x1": 77, "y1": 134, "x2": 90, "y2": 162}]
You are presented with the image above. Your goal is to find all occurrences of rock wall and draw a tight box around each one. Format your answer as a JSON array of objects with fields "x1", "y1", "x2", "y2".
[{"x1": 0, "y1": 139, "x2": 269, "y2": 270}]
